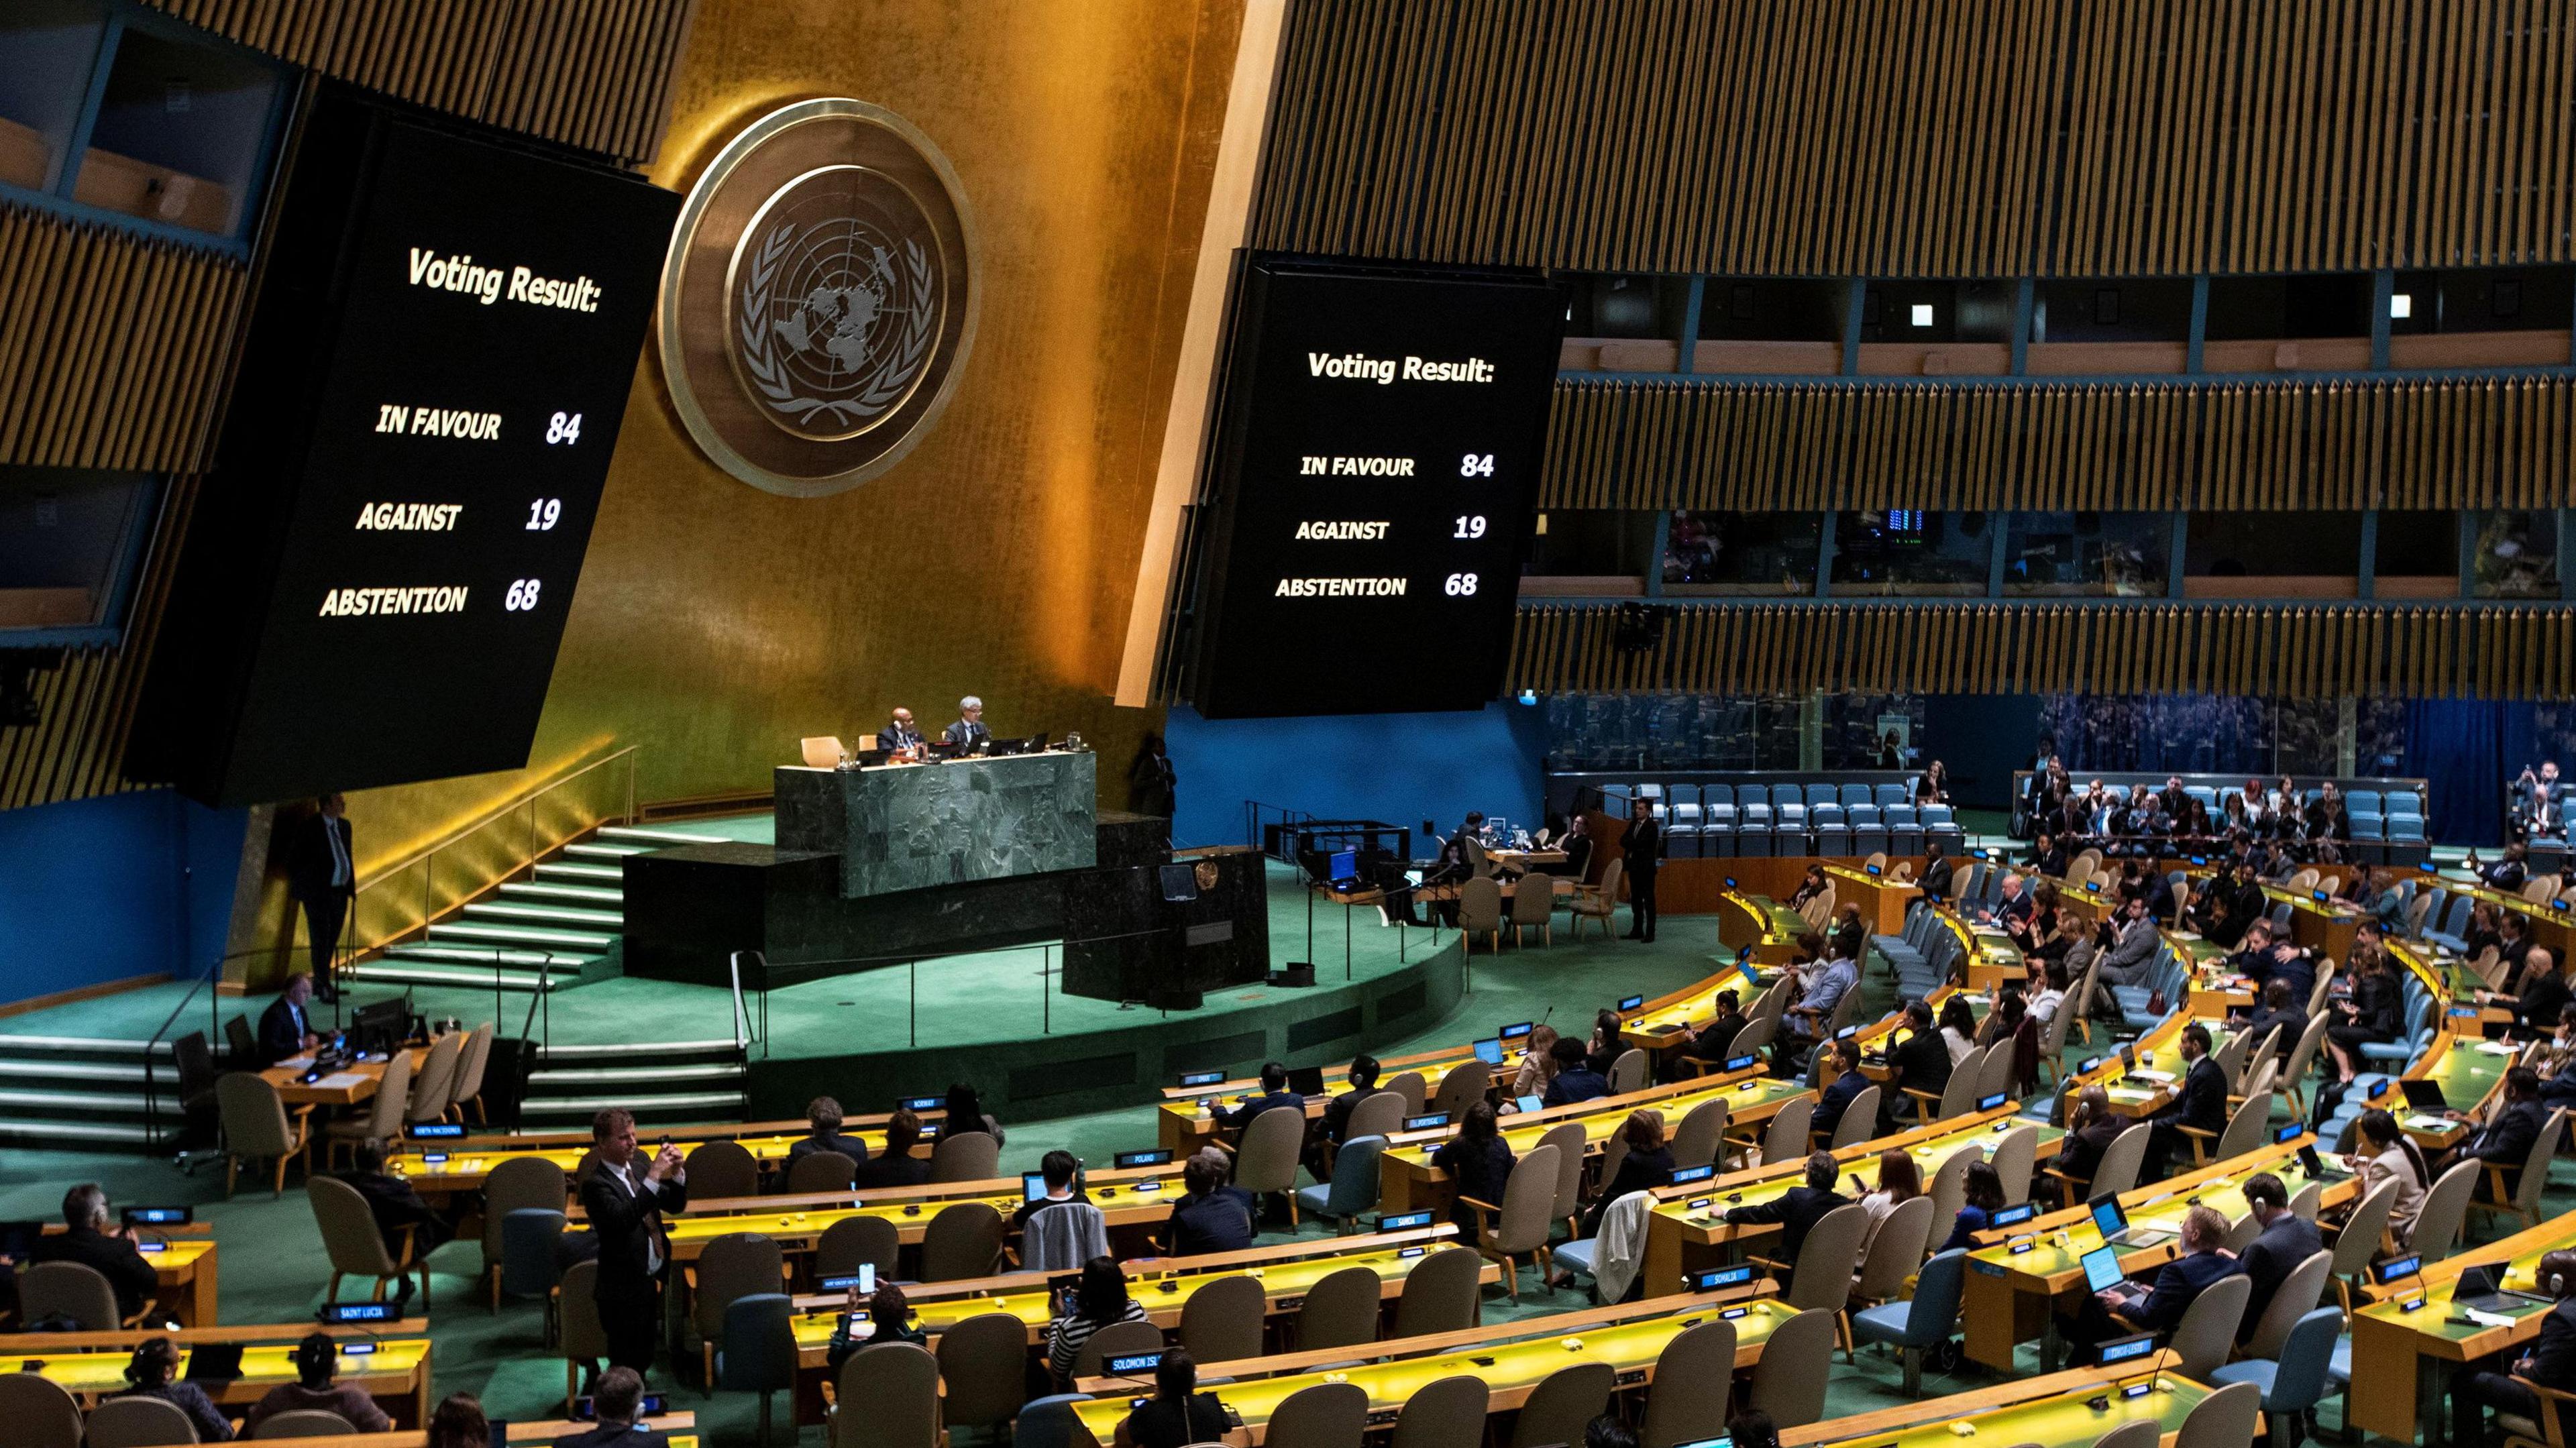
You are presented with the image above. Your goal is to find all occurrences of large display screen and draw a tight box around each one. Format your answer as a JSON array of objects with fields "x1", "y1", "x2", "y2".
[
  {"x1": 1185, "y1": 258, "x2": 1562, "y2": 717},
  {"x1": 134, "y1": 87, "x2": 679, "y2": 806}
]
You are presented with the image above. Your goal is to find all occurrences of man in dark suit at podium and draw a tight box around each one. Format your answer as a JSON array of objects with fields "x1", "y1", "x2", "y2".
[
  {"x1": 881, "y1": 708, "x2": 924, "y2": 750},
  {"x1": 286, "y1": 794, "x2": 356, "y2": 1002},
  {"x1": 944, "y1": 695, "x2": 991, "y2": 748}
]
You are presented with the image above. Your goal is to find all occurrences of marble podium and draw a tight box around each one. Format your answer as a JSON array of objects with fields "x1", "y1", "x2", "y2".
[{"x1": 775, "y1": 753, "x2": 1097, "y2": 897}]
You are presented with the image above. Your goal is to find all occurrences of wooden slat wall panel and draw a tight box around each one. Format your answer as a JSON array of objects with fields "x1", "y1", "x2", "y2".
[
  {"x1": 1507, "y1": 602, "x2": 2576, "y2": 698},
  {"x1": 1538, "y1": 374, "x2": 2576, "y2": 512},
  {"x1": 0, "y1": 203, "x2": 245, "y2": 473},
  {"x1": 1257, "y1": 0, "x2": 2576, "y2": 276},
  {"x1": 144, "y1": 0, "x2": 698, "y2": 166}
]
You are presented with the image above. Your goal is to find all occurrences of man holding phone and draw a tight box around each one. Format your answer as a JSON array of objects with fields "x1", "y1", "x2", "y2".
[{"x1": 580, "y1": 1110, "x2": 688, "y2": 1380}]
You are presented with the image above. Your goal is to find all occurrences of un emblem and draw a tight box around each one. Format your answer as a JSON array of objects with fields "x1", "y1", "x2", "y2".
[{"x1": 659, "y1": 99, "x2": 977, "y2": 496}]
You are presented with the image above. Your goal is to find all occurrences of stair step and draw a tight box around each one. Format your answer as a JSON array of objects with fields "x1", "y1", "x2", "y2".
[
  {"x1": 595, "y1": 825, "x2": 722, "y2": 846},
  {"x1": 539, "y1": 1038, "x2": 739, "y2": 1060},
  {"x1": 0, "y1": 1086, "x2": 156, "y2": 1113},
  {"x1": 0, "y1": 1119, "x2": 169, "y2": 1146},
  {"x1": 0, "y1": 1059, "x2": 153, "y2": 1084},
  {"x1": 537, "y1": 862, "x2": 627, "y2": 883},
  {"x1": 343, "y1": 962, "x2": 560, "y2": 993},
  {"x1": 0, "y1": 1034, "x2": 173, "y2": 1057},
  {"x1": 565, "y1": 843, "x2": 649, "y2": 859},
  {"x1": 381, "y1": 943, "x2": 594, "y2": 970},
  {"x1": 517, "y1": 1092, "x2": 748, "y2": 1116},
  {"x1": 464, "y1": 900, "x2": 625, "y2": 928},
  {"x1": 429, "y1": 921, "x2": 616, "y2": 950},
  {"x1": 500, "y1": 881, "x2": 627, "y2": 905},
  {"x1": 528, "y1": 1062, "x2": 743, "y2": 1085}
]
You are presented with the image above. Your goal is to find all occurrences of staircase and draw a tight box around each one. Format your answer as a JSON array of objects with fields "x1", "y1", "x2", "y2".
[
  {"x1": 342, "y1": 824, "x2": 715, "y2": 994},
  {"x1": 517, "y1": 1038, "x2": 749, "y2": 1125},
  {"x1": 0, "y1": 1036, "x2": 180, "y2": 1148}
]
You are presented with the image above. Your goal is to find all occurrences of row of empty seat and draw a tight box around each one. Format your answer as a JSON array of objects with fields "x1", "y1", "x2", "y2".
[{"x1": 1600, "y1": 785, "x2": 1966, "y2": 858}]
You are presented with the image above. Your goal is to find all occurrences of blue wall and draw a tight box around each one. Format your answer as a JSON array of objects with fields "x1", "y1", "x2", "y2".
[
  {"x1": 0, "y1": 790, "x2": 246, "y2": 1005},
  {"x1": 1161, "y1": 702, "x2": 1551, "y2": 852}
]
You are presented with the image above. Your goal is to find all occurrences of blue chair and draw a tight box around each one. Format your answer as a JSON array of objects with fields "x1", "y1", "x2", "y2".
[
  {"x1": 1805, "y1": 783, "x2": 1839, "y2": 810},
  {"x1": 1770, "y1": 783, "x2": 1805, "y2": 811},
  {"x1": 1874, "y1": 783, "x2": 1909, "y2": 808},
  {"x1": 1295, "y1": 1134, "x2": 1385, "y2": 1232},
  {"x1": 1702, "y1": 803, "x2": 1738, "y2": 858},
  {"x1": 499, "y1": 1207, "x2": 566, "y2": 1332},
  {"x1": 1738, "y1": 803, "x2": 1775, "y2": 856},
  {"x1": 716, "y1": 1292, "x2": 798, "y2": 1445},
  {"x1": 2208, "y1": 1305, "x2": 2344, "y2": 1448},
  {"x1": 1884, "y1": 805, "x2": 1922, "y2": 856},
  {"x1": 1014, "y1": 1394, "x2": 1092, "y2": 1448},
  {"x1": 2360, "y1": 995, "x2": 2436, "y2": 1068},
  {"x1": 1847, "y1": 804, "x2": 1888, "y2": 858},
  {"x1": 1840, "y1": 783, "x2": 1874, "y2": 809},
  {"x1": 1921, "y1": 805, "x2": 1963, "y2": 847},
  {"x1": 1812, "y1": 803, "x2": 1849, "y2": 854},
  {"x1": 1849, "y1": 1247, "x2": 1969, "y2": 1396},
  {"x1": 1668, "y1": 802, "x2": 1703, "y2": 858}
]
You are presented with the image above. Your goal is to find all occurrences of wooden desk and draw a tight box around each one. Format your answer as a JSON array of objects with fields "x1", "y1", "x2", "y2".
[
  {"x1": 280, "y1": 1418, "x2": 697, "y2": 1448},
  {"x1": 1824, "y1": 863, "x2": 1921, "y2": 934},
  {"x1": 2059, "y1": 1009, "x2": 2223, "y2": 1119},
  {"x1": 262, "y1": 1048, "x2": 425, "y2": 1107},
  {"x1": 1487, "y1": 848, "x2": 1568, "y2": 872},
  {"x1": 1714, "y1": 890, "x2": 1811, "y2": 964},
  {"x1": 1933, "y1": 909, "x2": 2027, "y2": 990},
  {"x1": 1617, "y1": 960, "x2": 1776, "y2": 1052},
  {"x1": 1640, "y1": 1103, "x2": 2055, "y2": 1292},
  {"x1": 38, "y1": 1223, "x2": 218, "y2": 1327},
  {"x1": 2349, "y1": 1210, "x2": 2576, "y2": 1442},
  {"x1": 0, "y1": 1320, "x2": 433, "y2": 1427},
  {"x1": 1373, "y1": 1067, "x2": 1811, "y2": 1217},
  {"x1": 1066, "y1": 1288, "x2": 1784, "y2": 1445},
  {"x1": 1158, "y1": 1044, "x2": 1489, "y2": 1154},
  {"x1": 389, "y1": 1113, "x2": 950, "y2": 1196},
  {"x1": 1778, "y1": 1352, "x2": 2214, "y2": 1447},
  {"x1": 1960, "y1": 1137, "x2": 2357, "y2": 1370}
]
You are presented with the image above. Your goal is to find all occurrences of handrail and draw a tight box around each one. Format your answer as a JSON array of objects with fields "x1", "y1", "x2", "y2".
[
  {"x1": 140, "y1": 952, "x2": 225, "y2": 1146},
  {"x1": 356, "y1": 744, "x2": 641, "y2": 890}
]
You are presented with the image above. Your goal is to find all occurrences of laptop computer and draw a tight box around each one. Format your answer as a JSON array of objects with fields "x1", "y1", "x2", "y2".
[
  {"x1": 1473, "y1": 1038, "x2": 1505, "y2": 1066},
  {"x1": 183, "y1": 1343, "x2": 246, "y2": 1383},
  {"x1": 2399, "y1": 1078, "x2": 2451, "y2": 1111},
  {"x1": 2455, "y1": 1264, "x2": 2554, "y2": 1314},
  {"x1": 2089, "y1": 1192, "x2": 2176, "y2": 1249},
  {"x1": 1287, "y1": 1065, "x2": 1326, "y2": 1097},
  {"x1": 2081, "y1": 1243, "x2": 2135, "y2": 1298}
]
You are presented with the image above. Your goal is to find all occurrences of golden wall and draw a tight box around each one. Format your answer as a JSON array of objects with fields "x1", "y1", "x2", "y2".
[{"x1": 335, "y1": 0, "x2": 1240, "y2": 886}]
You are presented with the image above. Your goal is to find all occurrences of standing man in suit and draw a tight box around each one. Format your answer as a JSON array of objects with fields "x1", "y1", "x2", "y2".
[
  {"x1": 580, "y1": 1108, "x2": 687, "y2": 1380},
  {"x1": 2142, "y1": 1023, "x2": 2229, "y2": 1180},
  {"x1": 287, "y1": 794, "x2": 356, "y2": 1002},
  {"x1": 881, "y1": 708, "x2": 924, "y2": 751},
  {"x1": 943, "y1": 695, "x2": 991, "y2": 749},
  {"x1": 553, "y1": 1366, "x2": 655, "y2": 1448},
  {"x1": 1623, "y1": 797, "x2": 1663, "y2": 942},
  {"x1": 257, "y1": 973, "x2": 322, "y2": 1067},
  {"x1": 2455, "y1": 1249, "x2": 2576, "y2": 1447}
]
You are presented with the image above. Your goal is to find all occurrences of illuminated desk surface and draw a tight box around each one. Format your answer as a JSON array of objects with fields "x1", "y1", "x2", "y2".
[
  {"x1": 1715, "y1": 891, "x2": 1811, "y2": 964},
  {"x1": 288, "y1": 1420, "x2": 695, "y2": 1448},
  {"x1": 1778, "y1": 1354, "x2": 2214, "y2": 1448},
  {"x1": 1640, "y1": 1103, "x2": 2051, "y2": 1292},
  {"x1": 392, "y1": 1123, "x2": 938, "y2": 1196},
  {"x1": 2370, "y1": 1027, "x2": 2517, "y2": 1150},
  {"x1": 1068, "y1": 1290, "x2": 1787, "y2": 1445},
  {"x1": 2061, "y1": 1011, "x2": 2236, "y2": 1119},
  {"x1": 0, "y1": 1325, "x2": 431, "y2": 1423},
  {"x1": 2349, "y1": 1210, "x2": 2576, "y2": 1440},
  {"x1": 262, "y1": 1048, "x2": 424, "y2": 1107},
  {"x1": 1157, "y1": 1044, "x2": 1487, "y2": 1153},
  {"x1": 1938, "y1": 909, "x2": 2029, "y2": 989},
  {"x1": 1823, "y1": 864, "x2": 1923, "y2": 934},
  {"x1": 1617, "y1": 960, "x2": 1775, "y2": 1051},
  {"x1": 1961, "y1": 1137, "x2": 2355, "y2": 1370},
  {"x1": 565, "y1": 1163, "x2": 1194, "y2": 1258},
  {"x1": 38, "y1": 1223, "x2": 220, "y2": 1326},
  {"x1": 1374, "y1": 1067, "x2": 1811, "y2": 1215}
]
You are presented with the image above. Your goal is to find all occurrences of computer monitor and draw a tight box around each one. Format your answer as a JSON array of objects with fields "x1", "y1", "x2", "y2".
[
  {"x1": 350, "y1": 996, "x2": 409, "y2": 1053},
  {"x1": 1328, "y1": 848, "x2": 1357, "y2": 881},
  {"x1": 1287, "y1": 1065, "x2": 1326, "y2": 1097},
  {"x1": 1022, "y1": 1172, "x2": 1049, "y2": 1203},
  {"x1": 2081, "y1": 1244, "x2": 2129, "y2": 1294},
  {"x1": 2088, "y1": 1192, "x2": 2129, "y2": 1242},
  {"x1": 1472, "y1": 1038, "x2": 1504, "y2": 1066}
]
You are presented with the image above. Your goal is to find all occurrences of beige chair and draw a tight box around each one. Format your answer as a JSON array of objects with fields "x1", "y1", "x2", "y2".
[
  {"x1": 2329, "y1": 1176, "x2": 2400, "y2": 1311},
  {"x1": 1295, "y1": 1264, "x2": 1382, "y2": 1351},
  {"x1": 1344, "y1": 1090, "x2": 1408, "y2": 1147},
  {"x1": 482, "y1": 1154, "x2": 569, "y2": 1310},
  {"x1": 788, "y1": 1150, "x2": 859, "y2": 1194},
  {"x1": 1642, "y1": 1319, "x2": 1735, "y2": 1448},
  {"x1": 1927, "y1": 1146, "x2": 1976, "y2": 1229},
  {"x1": 2286, "y1": 1178, "x2": 2322, "y2": 1222},
  {"x1": 1430, "y1": 1061, "x2": 1492, "y2": 1119},
  {"x1": 1847, "y1": 1194, "x2": 1936, "y2": 1327},
  {"x1": 1990, "y1": 1125, "x2": 2039, "y2": 1205},
  {"x1": 1607, "y1": 1047, "x2": 1648, "y2": 1095},
  {"x1": 405, "y1": 1032, "x2": 464, "y2": 1127},
  {"x1": 20, "y1": 1260, "x2": 132, "y2": 1330},
  {"x1": 2242, "y1": 1249, "x2": 2332, "y2": 1359},
  {"x1": 2165, "y1": 1272, "x2": 2251, "y2": 1382},
  {"x1": 217, "y1": 1071, "x2": 311, "y2": 1198},
  {"x1": 558, "y1": 1260, "x2": 608, "y2": 1412},
  {"x1": 2047, "y1": 1121, "x2": 2150, "y2": 1207},
  {"x1": 0, "y1": 1372, "x2": 81, "y2": 1448},
  {"x1": 1775, "y1": 1203, "x2": 1871, "y2": 1351},
  {"x1": 1391, "y1": 1376, "x2": 1489, "y2": 1448},
  {"x1": 2180, "y1": 1092, "x2": 2271, "y2": 1168},
  {"x1": 1827, "y1": 1085, "x2": 1880, "y2": 1152},
  {"x1": 2211, "y1": 1031, "x2": 2251, "y2": 1090},
  {"x1": 935, "y1": 1312, "x2": 1028, "y2": 1436},
  {"x1": 1232, "y1": 1103, "x2": 1307, "y2": 1223},
  {"x1": 1568, "y1": 859, "x2": 1624, "y2": 941},
  {"x1": 816, "y1": 1214, "x2": 902, "y2": 1282},
  {"x1": 919, "y1": 1201, "x2": 1005, "y2": 1281},
  {"x1": 88, "y1": 1393, "x2": 201, "y2": 1446},
  {"x1": 801, "y1": 736, "x2": 848, "y2": 769},
  {"x1": 1177, "y1": 1273, "x2": 1265, "y2": 1362},
  {"x1": 1511, "y1": 1362, "x2": 1615, "y2": 1448},
  {"x1": 2474, "y1": 1107, "x2": 2568, "y2": 1233},
  {"x1": 2410, "y1": 1158, "x2": 2481, "y2": 1262},
  {"x1": 2173, "y1": 1380, "x2": 2263, "y2": 1448},
  {"x1": 1458, "y1": 877, "x2": 1504, "y2": 954},
  {"x1": 321, "y1": 1048, "x2": 412, "y2": 1168},
  {"x1": 2033, "y1": 985, "x2": 2080, "y2": 1086},
  {"x1": 1671, "y1": 1097, "x2": 1729, "y2": 1170},
  {"x1": 1976, "y1": 1040, "x2": 2016, "y2": 1103},
  {"x1": 1069, "y1": 1319, "x2": 1163, "y2": 1380},
  {"x1": 692, "y1": 1231, "x2": 784, "y2": 1394},
  {"x1": 1757, "y1": 1096, "x2": 1815, "y2": 1168},
  {"x1": 1267, "y1": 1381, "x2": 1368, "y2": 1448},
  {"x1": 1747, "y1": 1306, "x2": 1836, "y2": 1427},
  {"x1": 1538, "y1": 1121, "x2": 1588, "y2": 1239},
  {"x1": 928, "y1": 1129, "x2": 1000, "y2": 1184},
  {"x1": 1509, "y1": 875, "x2": 1555, "y2": 945},
  {"x1": 447, "y1": 1023, "x2": 494, "y2": 1122},
  {"x1": 684, "y1": 1139, "x2": 760, "y2": 1199},
  {"x1": 1394, "y1": 1245, "x2": 1484, "y2": 1336},
  {"x1": 829, "y1": 1340, "x2": 939, "y2": 1448},
  {"x1": 2091, "y1": 1421, "x2": 2161, "y2": 1448},
  {"x1": 1462, "y1": 1142, "x2": 1559, "y2": 1302},
  {"x1": 1381, "y1": 1072, "x2": 1430, "y2": 1115},
  {"x1": 255, "y1": 1410, "x2": 359, "y2": 1437},
  {"x1": 309, "y1": 1174, "x2": 429, "y2": 1306}
]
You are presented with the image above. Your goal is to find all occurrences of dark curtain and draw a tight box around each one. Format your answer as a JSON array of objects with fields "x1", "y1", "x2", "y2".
[{"x1": 2404, "y1": 699, "x2": 2515, "y2": 846}]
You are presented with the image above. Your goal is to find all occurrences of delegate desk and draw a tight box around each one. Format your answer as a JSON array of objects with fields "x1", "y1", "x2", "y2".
[
  {"x1": 2364, "y1": 1026, "x2": 2518, "y2": 1154},
  {"x1": 1618, "y1": 960, "x2": 1776, "y2": 1054},
  {"x1": 1640, "y1": 1103, "x2": 2053, "y2": 1292},
  {"x1": 1066, "y1": 1287, "x2": 1785, "y2": 1447},
  {"x1": 35, "y1": 1221, "x2": 218, "y2": 1327},
  {"x1": 2439, "y1": 879, "x2": 2576, "y2": 961},
  {"x1": 0, "y1": 1321, "x2": 432, "y2": 1425},
  {"x1": 573, "y1": 1162, "x2": 1195, "y2": 1262},
  {"x1": 1714, "y1": 890, "x2": 1809, "y2": 964},
  {"x1": 1372, "y1": 1066, "x2": 1811, "y2": 1217},
  {"x1": 262, "y1": 1047, "x2": 426, "y2": 1108},
  {"x1": 1777, "y1": 1353, "x2": 2217, "y2": 1448},
  {"x1": 1937, "y1": 909, "x2": 2028, "y2": 991},
  {"x1": 285, "y1": 1418, "x2": 698, "y2": 1448},
  {"x1": 1960, "y1": 1135, "x2": 2356, "y2": 1370},
  {"x1": 1823, "y1": 862, "x2": 1921, "y2": 935},
  {"x1": 2349, "y1": 1209, "x2": 2576, "y2": 1442},
  {"x1": 389, "y1": 1116, "x2": 945, "y2": 1203},
  {"x1": 2062, "y1": 1011, "x2": 2236, "y2": 1119},
  {"x1": 1157, "y1": 1042, "x2": 1494, "y2": 1156}
]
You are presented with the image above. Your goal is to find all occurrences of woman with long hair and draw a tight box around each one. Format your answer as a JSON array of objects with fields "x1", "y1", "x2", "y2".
[
  {"x1": 1044, "y1": 1256, "x2": 1150, "y2": 1382},
  {"x1": 1121, "y1": 1348, "x2": 1231, "y2": 1448},
  {"x1": 1856, "y1": 1148, "x2": 1923, "y2": 1251},
  {"x1": 1936, "y1": 1160, "x2": 2008, "y2": 1252},
  {"x1": 1432, "y1": 1102, "x2": 1516, "y2": 1239},
  {"x1": 1938, "y1": 995, "x2": 1979, "y2": 1065},
  {"x1": 1581, "y1": 1109, "x2": 1675, "y2": 1237},
  {"x1": 1512, "y1": 1023, "x2": 1562, "y2": 1098},
  {"x1": 425, "y1": 1394, "x2": 488, "y2": 1448},
  {"x1": 944, "y1": 1082, "x2": 1005, "y2": 1147}
]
